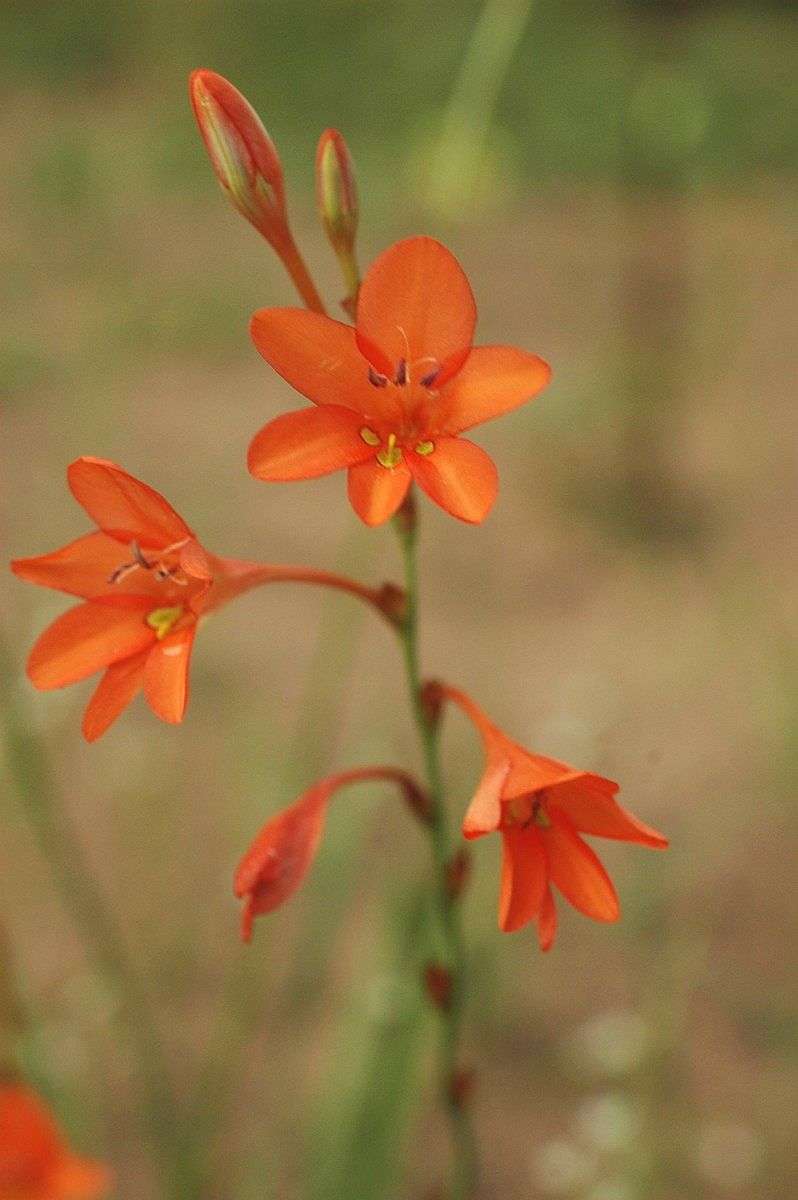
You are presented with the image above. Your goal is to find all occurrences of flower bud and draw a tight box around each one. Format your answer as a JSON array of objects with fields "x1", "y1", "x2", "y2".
[
  {"x1": 423, "y1": 962, "x2": 454, "y2": 1011},
  {"x1": 316, "y1": 128, "x2": 360, "y2": 314},
  {"x1": 190, "y1": 69, "x2": 289, "y2": 251}
]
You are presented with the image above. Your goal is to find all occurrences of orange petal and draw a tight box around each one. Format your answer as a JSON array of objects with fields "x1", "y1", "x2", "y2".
[
  {"x1": 49, "y1": 1155, "x2": 112, "y2": 1199},
  {"x1": 346, "y1": 459, "x2": 411, "y2": 526},
  {"x1": 11, "y1": 532, "x2": 131, "y2": 599},
  {"x1": 82, "y1": 651, "x2": 148, "y2": 742},
  {"x1": 250, "y1": 308, "x2": 385, "y2": 416},
  {"x1": 67, "y1": 458, "x2": 192, "y2": 550},
  {"x1": 408, "y1": 437, "x2": 497, "y2": 523},
  {"x1": 536, "y1": 885, "x2": 558, "y2": 951},
  {"x1": 143, "y1": 625, "x2": 196, "y2": 724},
  {"x1": 545, "y1": 812, "x2": 619, "y2": 922},
  {"x1": 247, "y1": 405, "x2": 373, "y2": 481},
  {"x1": 498, "y1": 826, "x2": 548, "y2": 933},
  {"x1": 547, "y1": 776, "x2": 668, "y2": 848},
  {"x1": 27, "y1": 601, "x2": 153, "y2": 690},
  {"x1": 0, "y1": 1082, "x2": 63, "y2": 1163},
  {"x1": 234, "y1": 779, "x2": 330, "y2": 941},
  {"x1": 440, "y1": 345, "x2": 552, "y2": 435},
  {"x1": 462, "y1": 757, "x2": 511, "y2": 839},
  {"x1": 355, "y1": 237, "x2": 476, "y2": 382}
]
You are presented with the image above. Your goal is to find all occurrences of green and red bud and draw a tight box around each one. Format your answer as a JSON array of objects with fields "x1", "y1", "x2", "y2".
[
  {"x1": 190, "y1": 69, "x2": 289, "y2": 250},
  {"x1": 315, "y1": 128, "x2": 360, "y2": 314}
]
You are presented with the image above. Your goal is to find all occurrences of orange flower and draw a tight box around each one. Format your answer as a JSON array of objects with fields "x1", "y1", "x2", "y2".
[
  {"x1": 11, "y1": 458, "x2": 398, "y2": 741},
  {"x1": 0, "y1": 1082, "x2": 110, "y2": 1200},
  {"x1": 431, "y1": 684, "x2": 668, "y2": 950},
  {"x1": 235, "y1": 766, "x2": 425, "y2": 941},
  {"x1": 248, "y1": 236, "x2": 551, "y2": 525}
]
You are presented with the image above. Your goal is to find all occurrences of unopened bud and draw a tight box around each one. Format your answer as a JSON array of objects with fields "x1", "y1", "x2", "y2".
[
  {"x1": 420, "y1": 679, "x2": 445, "y2": 731},
  {"x1": 316, "y1": 128, "x2": 360, "y2": 314},
  {"x1": 190, "y1": 69, "x2": 289, "y2": 251},
  {"x1": 423, "y1": 963, "x2": 454, "y2": 1011},
  {"x1": 445, "y1": 848, "x2": 472, "y2": 901}
]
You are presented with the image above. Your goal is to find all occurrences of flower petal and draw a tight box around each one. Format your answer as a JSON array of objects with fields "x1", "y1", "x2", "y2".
[
  {"x1": 250, "y1": 308, "x2": 389, "y2": 417},
  {"x1": 346, "y1": 459, "x2": 411, "y2": 526},
  {"x1": 462, "y1": 757, "x2": 511, "y2": 839},
  {"x1": 67, "y1": 458, "x2": 193, "y2": 550},
  {"x1": 11, "y1": 533, "x2": 125, "y2": 599},
  {"x1": 498, "y1": 826, "x2": 548, "y2": 932},
  {"x1": 82, "y1": 651, "x2": 148, "y2": 742},
  {"x1": 536, "y1": 885, "x2": 557, "y2": 951},
  {"x1": 356, "y1": 237, "x2": 476, "y2": 382},
  {"x1": 547, "y1": 776, "x2": 668, "y2": 848},
  {"x1": 49, "y1": 1155, "x2": 113, "y2": 1199},
  {"x1": 247, "y1": 405, "x2": 373, "y2": 481},
  {"x1": 439, "y1": 345, "x2": 552, "y2": 435},
  {"x1": 545, "y1": 811, "x2": 619, "y2": 922},
  {"x1": 408, "y1": 437, "x2": 497, "y2": 523},
  {"x1": 234, "y1": 779, "x2": 331, "y2": 941},
  {"x1": 27, "y1": 600, "x2": 153, "y2": 690},
  {"x1": 143, "y1": 625, "x2": 196, "y2": 724}
]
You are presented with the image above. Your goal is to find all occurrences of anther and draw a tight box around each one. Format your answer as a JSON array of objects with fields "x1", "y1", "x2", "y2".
[
  {"x1": 394, "y1": 358, "x2": 408, "y2": 386},
  {"x1": 131, "y1": 541, "x2": 153, "y2": 570},
  {"x1": 360, "y1": 426, "x2": 381, "y2": 446},
  {"x1": 368, "y1": 366, "x2": 388, "y2": 387},
  {"x1": 420, "y1": 367, "x2": 441, "y2": 388},
  {"x1": 376, "y1": 433, "x2": 402, "y2": 469},
  {"x1": 415, "y1": 440, "x2": 434, "y2": 456},
  {"x1": 146, "y1": 606, "x2": 183, "y2": 640}
]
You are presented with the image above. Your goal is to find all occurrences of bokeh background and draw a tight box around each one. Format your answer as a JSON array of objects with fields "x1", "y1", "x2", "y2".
[{"x1": 1, "y1": 1, "x2": 796, "y2": 1197}]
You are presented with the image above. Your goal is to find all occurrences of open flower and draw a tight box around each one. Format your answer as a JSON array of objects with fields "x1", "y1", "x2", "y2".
[
  {"x1": 11, "y1": 458, "x2": 399, "y2": 741},
  {"x1": 248, "y1": 236, "x2": 551, "y2": 525},
  {"x1": 0, "y1": 1082, "x2": 110, "y2": 1200},
  {"x1": 430, "y1": 684, "x2": 668, "y2": 949},
  {"x1": 235, "y1": 766, "x2": 425, "y2": 941}
]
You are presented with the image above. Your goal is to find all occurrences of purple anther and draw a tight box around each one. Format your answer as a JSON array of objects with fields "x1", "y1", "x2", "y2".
[
  {"x1": 420, "y1": 367, "x2": 441, "y2": 388},
  {"x1": 394, "y1": 358, "x2": 409, "y2": 385},
  {"x1": 368, "y1": 366, "x2": 388, "y2": 387}
]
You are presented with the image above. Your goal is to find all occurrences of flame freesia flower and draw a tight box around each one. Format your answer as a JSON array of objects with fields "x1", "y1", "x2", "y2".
[
  {"x1": 0, "y1": 1083, "x2": 110, "y2": 1200},
  {"x1": 235, "y1": 766, "x2": 425, "y2": 941},
  {"x1": 430, "y1": 684, "x2": 668, "y2": 949},
  {"x1": 11, "y1": 458, "x2": 398, "y2": 741},
  {"x1": 248, "y1": 235, "x2": 551, "y2": 526}
]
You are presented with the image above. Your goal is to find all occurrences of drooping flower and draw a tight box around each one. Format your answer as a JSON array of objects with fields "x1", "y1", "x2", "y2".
[
  {"x1": 248, "y1": 236, "x2": 551, "y2": 526},
  {"x1": 11, "y1": 458, "x2": 400, "y2": 741},
  {"x1": 429, "y1": 683, "x2": 668, "y2": 950},
  {"x1": 235, "y1": 766, "x2": 426, "y2": 941},
  {"x1": 0, "y1": 1082, "x2": 110, "y2": 1200}
]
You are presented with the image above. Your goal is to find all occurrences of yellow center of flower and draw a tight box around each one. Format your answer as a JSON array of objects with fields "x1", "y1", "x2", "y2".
[
  {"x1": 360, "y1": 428, "x2": 436, "y2": 469},
  {"x1": 146, "y1": 606, "x2": 184, "y2": 640}
]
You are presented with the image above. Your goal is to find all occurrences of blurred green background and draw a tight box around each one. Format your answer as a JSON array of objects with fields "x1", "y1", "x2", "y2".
[{"x1": 1, "y1": 1, "x2": 796, "y2": 1197}]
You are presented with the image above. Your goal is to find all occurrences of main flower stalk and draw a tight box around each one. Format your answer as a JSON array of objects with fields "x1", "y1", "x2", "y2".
[{"x1": 393, "y1": 494, "x2": 478, "y2": 1198}]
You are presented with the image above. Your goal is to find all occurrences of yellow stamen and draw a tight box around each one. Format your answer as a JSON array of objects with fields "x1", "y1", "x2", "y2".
[
  {"x1": 360, "y1": 426, "x2": 380, "y2": 446},
  {"x1": 415, "y1": 440, "x2": 434, "y2": 456},
  {"x1": 146, "y1": 606, "x2": 183, "y2": 640},
  {"x1": 376, "y1": 432, "x2": 402, "y2": 469}
]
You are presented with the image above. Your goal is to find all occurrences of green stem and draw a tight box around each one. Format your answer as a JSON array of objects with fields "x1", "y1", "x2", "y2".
[
  {"x1": 393, "y1": 498, "x2": 478, "y2": 1199},
  {"x1": 0, "y1": 636, "x2": 191, "y2": 1197}
]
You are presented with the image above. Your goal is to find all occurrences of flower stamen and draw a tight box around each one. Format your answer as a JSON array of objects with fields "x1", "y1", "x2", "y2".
[
  {"x1": 376, "y1": 433, "x2": 403, "y2": 469},
  {"x1": 360, "y1": 426, "x2": 381, "y2": 446},
  {"x1": 368, "y1": 366, "x2": 388, "y2": 388},
  {"x1": 415, "y1": 440, "x2": 434, "y2": 456},
  {"x1": 146, "y1": 606, "x2": 184, "y2": 640}
]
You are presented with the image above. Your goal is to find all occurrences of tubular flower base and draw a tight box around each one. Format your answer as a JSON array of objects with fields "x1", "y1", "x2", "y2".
[
  {"x1": 0, "y1": 1083, "x2": 110, "y2": 1200},
  {"x1": 11, "y1": 457, "x2": 398, "y2": 740},
  {"x1": 235, "y1": 766, "x2": 426, "y2": 941},
  {"x1": 248, "y1": 235, "x2": 552, "y2": 526},
  {"x1": 430, "y1": 684, "x2": 668, "y2": 949}
]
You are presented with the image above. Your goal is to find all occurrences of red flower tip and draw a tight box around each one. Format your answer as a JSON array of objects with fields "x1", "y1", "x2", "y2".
[
  {"x1": 234, "y1": 766, "x2": 425, "y2": 940},
  {"x1": 0, "y1": 1083, "x2": 111, "y2": 1199},
  {"x1": 189, "y1": 69, "x2": 290, "y2": 251},
  {"x1": 435, "y1": 684, "x2": 668, "y2": 949}
]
